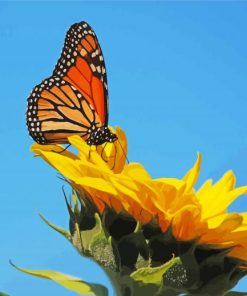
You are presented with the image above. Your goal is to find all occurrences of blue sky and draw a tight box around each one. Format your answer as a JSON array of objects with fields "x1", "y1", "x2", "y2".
[{"x1": 1, "y1": 1, "x2": 247, "y2": 295}]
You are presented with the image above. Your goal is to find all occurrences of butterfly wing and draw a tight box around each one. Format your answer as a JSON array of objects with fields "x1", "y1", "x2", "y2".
[
  {"x1": 26, "y1": 77, "x2": 101, "y2": 144},
  {"x1": 27, "y1": 21, "x2": 110, "y2": 145},
  {"x1": 53, "y1": 21, "x2": 109, "y2": 125}
]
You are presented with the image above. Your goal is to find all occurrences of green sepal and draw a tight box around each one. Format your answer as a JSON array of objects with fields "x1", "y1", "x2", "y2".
[
  {"x1": 146, "y1": 228, "x2": 179, "y2": 268},
  {"x1": 10, "y1": 261, "x2": 108, "y2": 296},
  {"x1": 130, "y1": 257, "x2": 180, "y2": 285},
  {"x1": 39, "y1": 213, "x2": 71, "y2": 241},
  {"x1": 162, "y1": 258, "x2": 188, "y2": 292},
  {"x1": 176, "y1": 242, "x2": 247, "y2": 295},
  {"x1": 73, "y1": 222, "x2": 85, "y2": 253},
  {"x1": 71, "y1": 190, "x2": 80, "y2": 217},
  {"x1": 67, "y1": 188, "x2": 98, "y2": 235},
  {"x1": 79, "y1": 213, "x2": 105, "y2": 252},
  {"x1": 63, "y1": 188, "x2": 76, "y2": 225},
  {"x1": 177, "y1": 240, "x2": 200, "y2": 289},
  {"x1": 72, "y1": 212, "x2": 111, "y2": 259}
]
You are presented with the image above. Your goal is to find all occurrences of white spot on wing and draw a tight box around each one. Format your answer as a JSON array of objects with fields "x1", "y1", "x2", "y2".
[{"x1": 90, "y1": 64, "x2": 96, "y2": 72}]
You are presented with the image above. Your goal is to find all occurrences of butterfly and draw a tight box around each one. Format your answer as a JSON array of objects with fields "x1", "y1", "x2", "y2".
[{"x1": 26, "y1": 21, "x2": 117, "y2": 146}]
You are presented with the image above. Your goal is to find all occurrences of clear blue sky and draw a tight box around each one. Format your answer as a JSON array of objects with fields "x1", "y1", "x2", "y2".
[{"x1": 1, "y1": 1, "x2": 247, "y2": 295}]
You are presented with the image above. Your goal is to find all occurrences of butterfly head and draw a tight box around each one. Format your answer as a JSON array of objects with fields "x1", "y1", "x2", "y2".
[{"x1": 87, "y1": 126, "x2": 118, "y2": 146}]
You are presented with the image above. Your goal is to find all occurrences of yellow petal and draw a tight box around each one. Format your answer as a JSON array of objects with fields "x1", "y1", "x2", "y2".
[
  {"x1": 114, "y1": 127, "x2": 128, "y2": 173},
  {"x1": 68, "y1": 136, "x2": 110, "y2": 172},
  {"x1": 92, "y1": 127, "x2": 128, "y2": 173},
  {"x1": 93, "y1": 142, "x2": 116, "y2": 171},
  {"x1": 199, "y1": 215, "x2": 246, "y2": 247},
  {"x1": 172, "y1": 205, "x2": 205, "y2": 241},
  {"x1": 110, "y1": 177, "x2": 140, "y2": 203},
  {"x1": 90, "y1": 151, "x2": 111, "y2": 171},
  {"x1": 182, "y1": 152, "x2": 201, "y2": 193},
  {"x1": 235, "y1": 224, "x2": 247, "y2": 232},
  {"x1": 123, "y1": 163, "x2": 151, "y2": 180},
  {"x1": 35, "y1": 150, "x2": 82, "y2": 181},
  {"x1": 241, "y1": 213, "x2": 247, "y2": 224},
  {"x1": 212, "y1": 170, "x2": 236, "y2": 192},
  {"x1": 152, "y1": 180, "x2": 185, "y2": 213},
  {"x1": 207, "y1": 213, "x2": 228, "y2": 229},
  {"x1": 31, "y1": 143, "x2": 78, "y2": 160},
  {"x1": 77, "y1": 160, "x2": 112, "y2": 178},
  {"x1": 222, "y1": 186, "x2": 247, "y2": 210},
  {"x1": 76, "y1": 177, "x2": 118, "y2": 195},
  {"x1": 216, "y1": 213, "x2": 243, "y2": 232},
  {"x1": 233, "y1": 213, "x2": 247, "y2": 231},
  {"x1": 197, "y1": 179, "x2": 212, "y2": 199},
  {"x1": 202, "y1": 185, "x2": 247, "y2": 220},
  {"x1": 67, "y1": 135, "x2": 89, "y2": 160},
  {"x1": 154, "y1": 178, "x2": 186, "y2": 193},
  {"x1": 111, "y1": 175, "x2": 139, "y2": 191},
  {"x1": 199, "y1": 171, "x2": 237, "y2": 219}
]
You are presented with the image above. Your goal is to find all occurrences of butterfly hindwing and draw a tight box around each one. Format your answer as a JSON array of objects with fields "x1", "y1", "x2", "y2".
[{"x1": 26, "y1": 77, "x2": 101, "y2": 144}]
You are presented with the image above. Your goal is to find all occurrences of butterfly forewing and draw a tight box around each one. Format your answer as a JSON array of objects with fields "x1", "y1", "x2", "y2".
[{"x1": 53, "y1": 21, "x2": 108, "y2": 125}]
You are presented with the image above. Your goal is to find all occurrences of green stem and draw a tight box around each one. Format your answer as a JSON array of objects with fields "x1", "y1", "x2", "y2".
[{"x1": 102, "y1": 268, "x2": 124, "y2": 296}]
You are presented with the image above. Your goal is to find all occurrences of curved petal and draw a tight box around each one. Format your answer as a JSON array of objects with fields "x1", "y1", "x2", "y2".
[
  {"x1": 114, "y1": 127, "x2": 128, "y2": 173},
  {"x1": 76, "y1": 177, "x2": 118, "y2": 195},
  {"x1": 172, "y1": 205, "x2": 206, "y2": 241},
  {"x1": 182, "y1": 152, "x2": 201, "y2": 193},
  {"x1": 199, "y1": 171, "x2": 237, "y2": 219},
  {"x1": 123, "y1": 163, "x2": 151, "y2": 180}
]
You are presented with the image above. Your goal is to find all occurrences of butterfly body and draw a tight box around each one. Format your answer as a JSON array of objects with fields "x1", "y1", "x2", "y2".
[
  {"x1": 86, "y1": 126, "x2": 117, "y2": 146},
  {"x1": 26, "y1": 21, "x2": 117, "y2": 146}
]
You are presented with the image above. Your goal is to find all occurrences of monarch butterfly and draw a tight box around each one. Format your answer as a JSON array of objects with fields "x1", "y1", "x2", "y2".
[{"x1": 26, "y1": 21, "x2": 117, "y2": 146}]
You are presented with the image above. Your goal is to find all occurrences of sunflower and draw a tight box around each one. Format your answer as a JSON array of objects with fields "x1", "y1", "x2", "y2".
[
  {"x1": 32, "y1": 128, "x2": 154, "y2": 223},
  {"x1": 31, "y1": 127, "x2": 247, "y2": 295}
]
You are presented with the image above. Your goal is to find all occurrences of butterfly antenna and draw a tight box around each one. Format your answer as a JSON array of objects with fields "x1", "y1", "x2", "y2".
[
  {"x1": 88, "y1": 145, "x2": 92, "y2": 160},
  {"x1": 117, "y1": 139, "x2": 129, "y2": 164},
  {"x1": 101, "y1": 142, "x2": 108, "y2": 162}
]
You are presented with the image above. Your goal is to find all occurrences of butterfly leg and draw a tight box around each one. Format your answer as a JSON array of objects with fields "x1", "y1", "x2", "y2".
[
  {"x1": 95, "y1": 144, "x2": 102, "y2": 158},
  {"x1": 111, "y1": 141, "x2": 117, "y2": 170},
  {"x1": 100, "y1": 143, "x2": 108, "y2": 162},
  {"x1": 51, "y1": 144, "x2": 71, "y2": 154},
  {"x1": 88, "y1": 145, "x2": 92, "y2": 160}
]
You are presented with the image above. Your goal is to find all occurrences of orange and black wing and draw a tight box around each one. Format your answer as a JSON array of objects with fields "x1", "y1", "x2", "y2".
[
  {"x1": 26, "y1": 77, "x2": 101, "y2": 144},
  {"x1": 53, "y1": 21, "x2": 109, "y2": 125}
]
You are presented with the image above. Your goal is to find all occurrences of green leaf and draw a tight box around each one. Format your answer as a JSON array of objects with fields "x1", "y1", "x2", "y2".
[
  {"x1": 10, "y1": 261, "x2": 108, "y2": 296},
  {"x1": 0, "y1": 292, "x2": 9, "y2": 296},
  {"x1": 39, "y1": 213, "x2": 71, "y2": 241},
  {"x1": 130, "y1": 257, "x2": 180, "y2": 285},
  {"x1": 225, "y1": 292, "x2": 247, "y2": 296}
]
